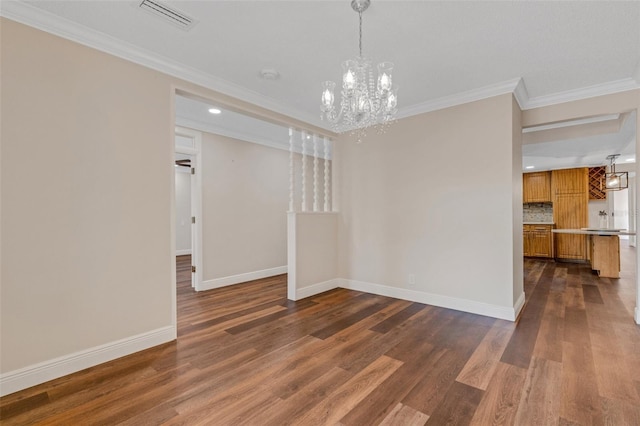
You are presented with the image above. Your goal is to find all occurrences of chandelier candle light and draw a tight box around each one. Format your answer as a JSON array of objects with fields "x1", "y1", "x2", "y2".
[{"x1": 320, "y1": 0, "x2": 398, "y2": 142}]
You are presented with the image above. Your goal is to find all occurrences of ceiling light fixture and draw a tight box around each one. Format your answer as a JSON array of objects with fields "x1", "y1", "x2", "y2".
[
  {"x1": 208, "y1": 108, "x2": 221, "y2": 114},
  {"x1": 603, "y1": 154, "x2": 628, "y2": 191},
  {"x1": 320, "y1": 0, "x2": 398, "y2": 142},
  {"x1": 525, "y1": 166, "x2": 535, "y2": 169}
]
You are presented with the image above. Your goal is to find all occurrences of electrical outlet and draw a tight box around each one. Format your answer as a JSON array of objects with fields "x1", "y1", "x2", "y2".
[{"x1": 408, "y1": 274, "x2": 416, "y2": 285}]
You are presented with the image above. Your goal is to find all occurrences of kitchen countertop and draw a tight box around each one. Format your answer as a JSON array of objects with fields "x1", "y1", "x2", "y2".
[
  {"x1": 523, "y1": 222, "x2": 555, "y2": 225},
  {"x1": 552, "y1": 229, "x2": 636, "y2": 236}
]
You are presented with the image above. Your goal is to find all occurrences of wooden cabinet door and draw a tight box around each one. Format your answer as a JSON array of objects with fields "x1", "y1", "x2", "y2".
[
  {"x1": 523, "y1": 172, "x2": 551, "y2": 203},
  {"x1": 552, "y1": 168, "x2": 588, "y2": 260},
  {"x1": 554, "y1": 193, "x2": 588, "y2": 259},
  {"x1": 531, "y1": 228, "x2": 552, "y2": 257},
  {"x1": 552, "y1": 168, "x2": 588, "y2": 195},
  {"x1": 523, "y1": 227, "x2": 532, "y2": 256}
]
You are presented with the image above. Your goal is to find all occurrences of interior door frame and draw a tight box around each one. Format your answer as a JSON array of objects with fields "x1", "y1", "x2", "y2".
[{"x1": 175, "y1": 126, "x2": 203, "y2": 291}]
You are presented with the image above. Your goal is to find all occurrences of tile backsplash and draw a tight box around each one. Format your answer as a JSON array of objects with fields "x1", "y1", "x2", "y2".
[{"x1": 523, "y1": 202, "x2": 553, "y2": 222}]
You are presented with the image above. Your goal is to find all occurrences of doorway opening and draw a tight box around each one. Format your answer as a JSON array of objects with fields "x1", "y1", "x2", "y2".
[
  {"x1": 175, "y1": 126, "x2": 202, "y2": 290},
  {"x1": 521, "y1": 110, "x2": 638, "y2": 324}
]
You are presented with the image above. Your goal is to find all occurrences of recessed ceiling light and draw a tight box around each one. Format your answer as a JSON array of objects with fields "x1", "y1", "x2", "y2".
[
  {"x1": 208, "y1": 108, "x2": 221, "y2": 114},
  {"x1": 525, "y1": 166, "x2": 535, "y2": 169}
]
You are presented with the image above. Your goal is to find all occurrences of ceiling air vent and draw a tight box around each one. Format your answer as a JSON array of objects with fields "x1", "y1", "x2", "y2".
[{"x1": 138, "y1": 0, "x2": 197, "y2": 31}]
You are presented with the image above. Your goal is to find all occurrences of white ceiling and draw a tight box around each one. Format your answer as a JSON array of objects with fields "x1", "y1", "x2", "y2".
[
  {"x1": 523, "y1": 111, "x2": 636, "y2": 171},
  {"x1": 3, "y1": 0, "x2": 639, "y2": 169}
]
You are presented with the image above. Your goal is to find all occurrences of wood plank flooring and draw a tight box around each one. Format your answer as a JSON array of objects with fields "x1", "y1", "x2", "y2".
[{"x1": 2, "y1": 245, "x2": 640, "y2": 425}]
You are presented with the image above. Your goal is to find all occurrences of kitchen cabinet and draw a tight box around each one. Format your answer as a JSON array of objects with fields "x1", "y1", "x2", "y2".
[
  {"x1": 590, "y1": 235, "x2": 620, "y2": 278},
  {"x1": 552, "y1": 168, "x2": 588, "y2": 260},
  {"x1": 523, "y1": 171, "x2": 551, "y2": 203},
  {"x1": 523, "y1": 224, "x2": 553, "y2": 257}
]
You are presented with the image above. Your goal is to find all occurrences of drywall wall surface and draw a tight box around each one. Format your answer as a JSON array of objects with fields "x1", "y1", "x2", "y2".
[
  {"x1": 201, "y1": 132, "x2": 288, "y2": 280},
  {"x1": 512, "y1": 95, "x2": 524, "y2": 307},
  {"x1": 288, "y1": 212, "x2": 339, "y2": 294},
  {"x1": 337, "y1": 93, "x2": 518, "y2": 311},
  {"x1": 1, "y1": 18, "x2": 174, "y2": 372}
]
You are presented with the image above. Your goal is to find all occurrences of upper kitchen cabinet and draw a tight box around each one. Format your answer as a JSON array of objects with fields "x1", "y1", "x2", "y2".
[
  {"x1": 523, "y1": 171, "x2": 551, "y2": 203},
  {"x1": 552, "y1": 167, "x2": 588, "y2": 195}
]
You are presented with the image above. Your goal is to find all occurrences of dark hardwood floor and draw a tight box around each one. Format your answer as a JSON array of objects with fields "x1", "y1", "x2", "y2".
[{"x1": 2, "y1": 246, "x2": 640, "y2": 425}]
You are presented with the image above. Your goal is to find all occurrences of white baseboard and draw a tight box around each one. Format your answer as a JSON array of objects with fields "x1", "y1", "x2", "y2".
[
  {"x1": 199, "y1": 266, "x2": 287, "y2": 291},
  {"x1": 340, "y1": 279, "x2": 521, "y2": 321},
  {"x1": 293, "y1": 278, "x2": 341, "y2": 300},
  {"x1": 176, "y1": 249, "x2": 192, "y2": 256},
  {"x1": 0, "y1": 326, "x2": 176, "y2": 397},
  {"x1": 513, "y1": 292, "x2": 526, "y2": 321}
]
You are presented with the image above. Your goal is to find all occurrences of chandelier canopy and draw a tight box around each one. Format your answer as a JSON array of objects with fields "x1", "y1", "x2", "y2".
[{"x1": 320, "y1": 0, "x2": 398, "y2": 141}]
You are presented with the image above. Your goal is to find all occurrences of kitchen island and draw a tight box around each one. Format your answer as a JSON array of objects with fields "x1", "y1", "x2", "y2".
[{"x1": 552, "y1": 229, "x2": 636, "y2": 278}]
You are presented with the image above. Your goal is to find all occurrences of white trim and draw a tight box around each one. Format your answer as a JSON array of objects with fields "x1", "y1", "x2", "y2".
[
  {"x1": 0, "y1": 326, "x2": 175, "y2": 397},
  {"x1": 291, "y1": 277, "x2": 523, "y2": 321},
  {"x1": 176, "y1": 249, "x2": 192, "y2": 256},
  {"x1": 341, "y1": 279, "x2": 520, "y2": 321},
  {"x1": 175, "y1": 126, "x2": 202, "y2": 291},
  {"x1": 513, "y1": 78, "x2": 530, "y2": 110},
  {"x1": 0, "y1": 1, "x2": 322, "y2": 129},
  {"x1": 293, "y1": 279, "x2": 341, "y2": 301},
  {"x1": 513, "y1": 292, "x2": 526, "y2": 320},
  {"x1": 635, "y1": 306, "x2": 640, "y2": 325},
  {"x1": 287, "y1": 212, "x2": 297, "y2": 300},
  {"x1": 396, "y1": 78, "x2": 522, "y2": 120},
  {"x1": 200, "y1": 266, "x2": 288, "y2": 291},
  {"x1": 524, "y1": 78, "x2": 640, "y2": 110}
]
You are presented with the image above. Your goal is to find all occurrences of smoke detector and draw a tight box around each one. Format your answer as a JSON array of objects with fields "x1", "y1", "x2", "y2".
[{"x1": 259, "y1": 68, "x2": 280, "y2": 81}]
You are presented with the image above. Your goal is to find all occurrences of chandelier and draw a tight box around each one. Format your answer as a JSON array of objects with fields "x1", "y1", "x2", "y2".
[
  {"x1": 604, "y1": 154, "x2": 628, "y2": 191},
  {"x1": 320, "y1": 0, "x2": 398, "y2": 142}
]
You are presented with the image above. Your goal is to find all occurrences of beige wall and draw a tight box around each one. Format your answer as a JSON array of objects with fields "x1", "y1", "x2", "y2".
[
  {"x1": 337, "y1": 94, "x2": 520, "y2": 311},
  {"x1": 287, "y1": 212, "x2": 339, "y2": 299},
  {"x1": 512, "y1": 97, "x2": 524, "y2": 306},
  {"x1": 0, "y1": 17, "x2": 331, "y2": 383},
  {"x1": 1, "y1": 19, "x2": 175, "y2": 372},
  {"x1": 201, "y1": 132, "x2": 288, "y2": 280}
]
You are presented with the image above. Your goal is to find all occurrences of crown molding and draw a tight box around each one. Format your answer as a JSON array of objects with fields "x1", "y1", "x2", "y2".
[
  {"x1": 523, "y1": 78, "x2": 640, "y2": 110},
  {"x1": 2, "y1": 1, "x2": 638, "y2": 127},
  {"x1": 396, "y1": 78, "x2": 523, "y2": 120},
  {"x1": 0, "y1": 0, "x2": 326, "y2": 129},
  {"x1": 512, "y1": 78, "x2": 530, "y2": 110}
]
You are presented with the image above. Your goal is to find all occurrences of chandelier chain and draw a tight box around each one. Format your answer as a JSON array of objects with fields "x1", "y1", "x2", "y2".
[
  {"x1": 320, "y1": 0, "x2": 397, "y2": 142},
  {"x1": 359, "y1": 11, "x2": 363, "y2": 57}
]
